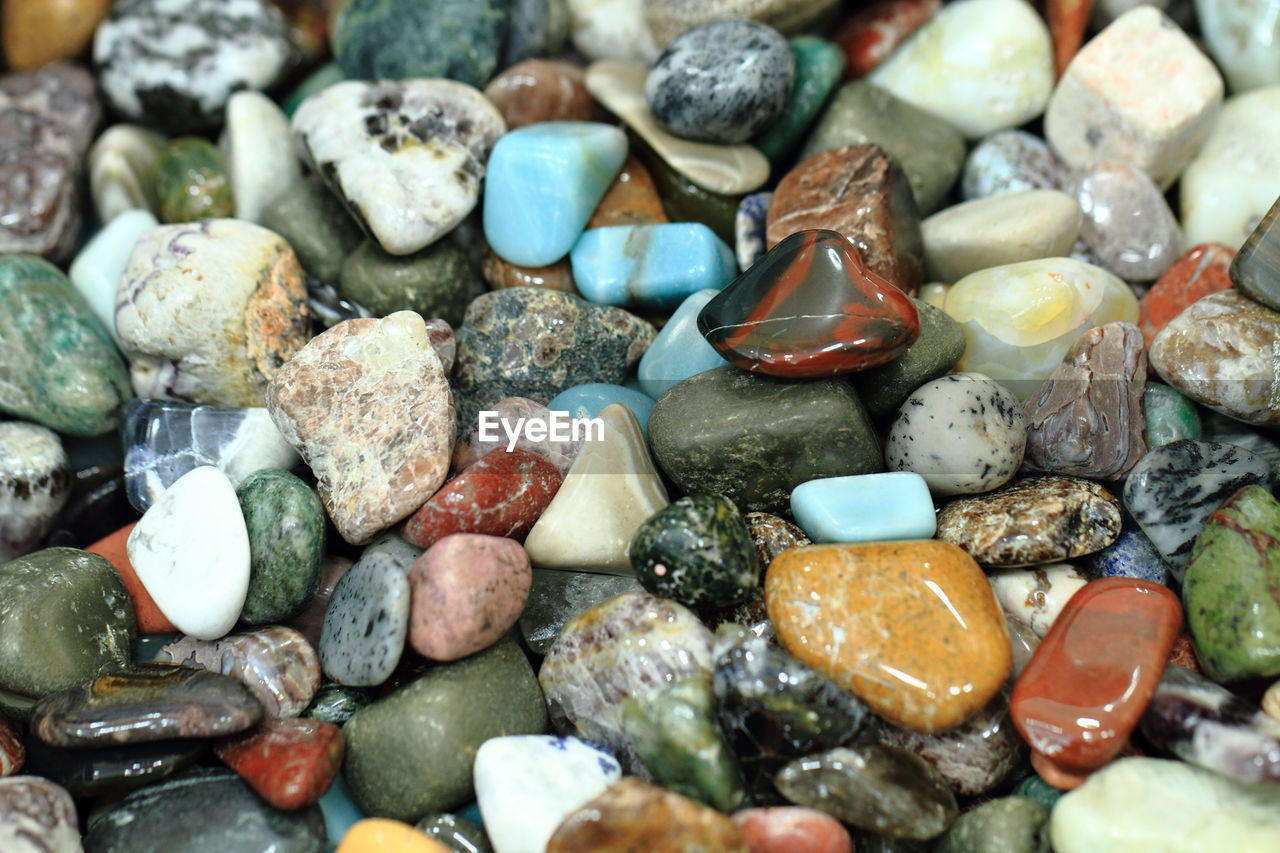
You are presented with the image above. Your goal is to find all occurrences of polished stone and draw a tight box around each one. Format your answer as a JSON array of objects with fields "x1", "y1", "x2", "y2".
[
  {"x1": 921, "y1": 190, "x2": 1081, "y2": 284},
  {"x1": 571, "y1": 223, "x2": 735, "y2": 310},
  {"x1": 546, "y1": 777, "x2": 747, "y2": 851},
  {"x1": 483, "y1": 59, "x2": 597, "y2": 130},
  {"x1": 0, "y1": 423, "x2": 71, "y2": 563},
  {"x1": 158, "y1": 627, "x2": 320, "y2": 719},
  {"x1": 1138, "y1": 243, "x2": 1235, "y2": 347},
  {"x1": 1069, "y1": 159, "x2": 1184, "y2": 281},
  {"x1": 1231, "y1": 193, "x2": 1280, "y2": 312},
  {"x1": 791, "y1": 473, "x2": 935, "y2": 543},
  {"x1": 962, "y1": 129, "x2": 1067, "y2": 201}
]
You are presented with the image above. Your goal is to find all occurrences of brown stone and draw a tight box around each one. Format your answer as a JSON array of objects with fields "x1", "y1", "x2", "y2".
[
  {"x1": 766, "y1": 144, "x2": 924, "y2": 294},
  {"x1": 2, "y1": 0, "x2": 111, "y2": 71},
  {"x1": 1046, "y1": 0, "x2": 1093, "y2": 78},
  {"x1": 480, "y1": 247, "x2": 579, "y2": 294},
  {"x1": 586, "y1": 154, "x2": 669, "y2": 229},
  {"x1": 482, "y1": 59, "x2": 598, "y2": 130},
  {"x1": 744, "y1": 511, "x2": 811, "y2": 569},
  {"x1": 547, "y1": 778, "x2": 748, "y2": 852}
]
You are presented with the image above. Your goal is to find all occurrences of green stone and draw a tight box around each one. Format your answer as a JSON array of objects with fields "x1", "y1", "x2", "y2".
[
  {"x1": 622, "y1": 674, "x2": 745, "y2": 812},
  {"x1": 1011, "y1": 773, "x2": 1065, "y2": 810},
  {"x1": 633, "y1": 135, "x2": 740, "y2": 244},
  {"x1": 1144, "y1": 383, "x2": 1202, "y2": 448},
  {"x1": 303, "y1": 682, "x2": 374, "y2": 726},
  {"x1": 936, "y1": 797, "x2": 1050, "y2": 853},
  {"x1": 334, "y1": 0, "x2": 506, "y2": 87},
  {"x1": 852, "y1": 298, "x2": 967, "y2": 418},
  {"x1": 799, "y1": 81, "x2": 966, "y2": 214},
  {"x1": 237, "y1": 469, "x2": 326, "y2": 625},
  {"x1": 342, "y1": 635, "x2": 547, "y2": 821},
  {"x1": 752, "y1": 37, "x2": 846, "y2": 168},
  {"x1": 338, "y1": 236, "x2": 485, "y2": 326},
  {"x1": 629, "y1": 495, "x2": 760, "y2": 609},
  {"x1": 0, "y1": 255, "x2": 131, "y2": 436},
  {"x1": 155, "y1": 137, "x2": 235, "y2": 224},
  {"x1": 0, "y1": 548, "x2": 136, "y2": 701},
  {"x1": 1183, "y1": 484, "x2": 1280, "y2": 682},
  {"x1": 283, "y1": 62, "x2": 346, "y2": 118},
  {"x1": 261, "y1": 175, "x2": 366, "y2": 284},
  {"x1": 649, "y1": 366, "x2": 883, "y2": 515}
]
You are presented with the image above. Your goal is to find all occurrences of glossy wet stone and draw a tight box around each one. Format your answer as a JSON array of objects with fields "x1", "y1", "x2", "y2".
[
  {"x1": 483, "y1": 60, "x2": 597, "y2": 131},
  {"x1": 629, "y1": 495, "x2": 759, "y2": 609},
  {"x1": 1138, "y1": 243, "x2": 1235, "y2": 346},
  {"x1": 766, "y1": 541, "x2": 1010, "y2": 732},
  {"x1": 158, "y1": 627, "x2": 320, "y2": 719},
  {"x1": 539, "y1": 592, "x2": 713, "y2": 772},
  {"x1": 0, "y1": 423, "x2": 71, "y2": 562},
  {"x1": 2, "y1": 0, "x2": 111, "y2": 70},
  {"x1": 342, "y1": 637, "x2": 546, "y2": 822},
  {"x1": 937, "y1": 476, "x2": 1122, "y2": 567},
  {"x1": 586, "y1": 153, "x2": 668, "y2": 230},
  {"x1": 1143, "y1": 383, "x2": 1203, "y2": 448},
  {"x1": 649, "y1": 366, "x2": 881, "y2": 515},
  {"x1": 791, "y1": 472, "x2": 935, "y2": 543},
  {"x1": 935, "y1": 796, "x2": 1049, "y2": 853},
  {"x1": 1070, "y1": 160, "x2": 1183, "y2": 281},
  {"x1": 337, "y1": 237, "x2": 484, "y2": 327},
  {"x1": 1123, "y1": 439, "x2": 1272, "y2": 575},
  {"x1": 962, "y1": 129, "x2": 1066, "y2": 201},
  {"x1": 732, "y1": 806, "x2": 852, "y2": 853},
  {"x1": 990, "y1": 564, "x2": 1089, "y2": 639},
  {"x1": 238, "y1": 471, "x2": 325, "y2": 625},
  {"x1": 752, "y1": 36, "x2": 844, "y2": 166},
  {"x1": 1012, "y1": 578, "x2": 1182, "y2": 772},
  {"x1": 415, "y1": 814, "x2": 491, "y2": 853},
  {"x1": 84, "y1": 766, "x2": 326, "y2": 853},
  {"x1": 336, "y1": 819, "x2": 446, "y2": 852},
  {"x1": 304, "y1": 683, "x2": 372, "y2": 727},
  {"x1": 519, "y1": 570, "x2": 643, "y2": 655},
  {"x1": 215, "y1": 717, "x2": 343, "y2": 810},
  {"x1": 155, "y1": 137, "x2": 233, "y2": 223},
  {"x1": 334, "y1": 0, "x2": 504, "y2": 87},
  {"x1": 1183, "y1": 484, "x2": 1280, "y2": 683},
  {"x1": 21, "y1": 734, "x2": 204, "y2": 798},
  {"x1": 572, "y1": 223, "x2": 736, "y2": 310},
  {"x1": 776, "y1": 745, "x2": 957, "y2": 841},
  {"x1": 0, "y1": 775, "x2": 81, "y2": 852},
  {"x1": 1231, "y1": 194, "x2": 1280, "y2": 311},
  {"x1": 547, "y1": 777, "x2": 747, "y2": 852},
  {"x1": 31, "y1": 665, "x2": 262, "y2": 748}
]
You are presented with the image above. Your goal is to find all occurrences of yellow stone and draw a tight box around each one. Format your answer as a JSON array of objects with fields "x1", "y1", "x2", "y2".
[
  {"x1": 765, "y1": 541, "x2": 1011, "y2": 733},
  {"x1": 336, "y1": 819, "x2": 450, "y2": 853},
  {"x1": 2, "y1": 0, "x2": 111, "y2": 71}
]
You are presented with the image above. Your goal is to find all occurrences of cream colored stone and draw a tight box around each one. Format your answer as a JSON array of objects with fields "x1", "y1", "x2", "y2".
[
  {"x1": 88, "y1": 124, "x2": 167, "y2": 223},
  {"x1": 922, "y1": 190, "x2": 1081, "y2": 283},
  {"x1": 988, "y1": 564, "x2": 1088, "y2": 636},
  {"x1": 1194, "y1": 0, "x2": 1280, "y2": 93},
  {"x1": 221, "y1": 91, "x2": 301, "y2": 224},
  {"x1": 1263, "y1": 680, "x2": 1280, "y2": 722},
  {"x1": 567, "y1": 0, "x2": 658, "y2": 63}
]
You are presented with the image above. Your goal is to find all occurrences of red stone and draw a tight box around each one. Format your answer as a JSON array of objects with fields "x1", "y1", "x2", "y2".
[
  {"x1": 401, "y1": 448, "x2": 561, "y2": 549},
  {"x1": 482, "y1": 59, "x2": 598, "y2": 130},
  {"x1": 1030, "y1": 738, "x2": 1144, "y2": 791},
  {"x1": 1046, "y1": 0, "x2": 1093, "y2": 78},
  {"x1": 87, "y1": 522, "x2": 177, "y2": 634},
  {"x1": 0, "y1": 713, "x2": 23, "y2": 777},
  {"x1": 215, "y1": 717, "x2": 343, "y2": 810},
  {"x1": 1167, "y1": 631, "x2": 1204, "y2": 675},
  {"x1": 1011, "y1": 578, "x2": 1182, "y2": 773},
  {"x1": 833, "y1": 0, "x2": 941, "y2": 78},
  {"x1": 731, "y1": 807, "x2": 852, "y2": 853},
  {"x1": 1137, "y1": 243, "x2": 1235, "y2": 347}
]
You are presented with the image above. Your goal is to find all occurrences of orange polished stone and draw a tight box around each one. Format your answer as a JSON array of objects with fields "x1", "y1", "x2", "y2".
[
  {"x1": 2, "y1": 0, "x2": 111, "y2": 71},
  {"x1": 586, "y1": 155, "x2": 669, "y2": 229},
  {"x1": 482, "y1": 59, "x2": 599, "y2": 130},
  {"x1": 1137, "y1": 243, "x2": 1235, "y2": 347},
  {"x1": 480, "y1": 248, "x2": 580, "y2": 294},
  {"x1": 1011, "y1": 578, "x2": 1182, "y2": 773},
  {"x1": 87, "y1": 522, "x2": 177, "y2": 635},
  {"x1": 764, "y1": 541, "x2": 1011, "y2": 733},
  {"x1": 1046, "y1": 0, "x2": 1093, "y2": 78},
  {"x1": 833, "y1": 0, "x2": 941, "y2": 78},
  {"x1": 336, "y1": 819, "x2": 450, "y2": 853}
]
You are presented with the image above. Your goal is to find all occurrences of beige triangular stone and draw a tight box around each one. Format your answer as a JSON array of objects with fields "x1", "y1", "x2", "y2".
[{"x1": 524, "y1": 403, "x2": 669, "y2": 574}]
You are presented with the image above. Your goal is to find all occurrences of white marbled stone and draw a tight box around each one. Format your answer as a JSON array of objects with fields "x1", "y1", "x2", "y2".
[
  {"x1": 921, "y1": 189, "x2": 1081, "y2": 283},
  {"x1": 988, "y1": 563, "x2": 1088, "y2": 637},
  {"x1": 126, "y1": 465, "x2": 250, "y2": 640},
  {"x1": 69, "y1": 209, "x2": 157, "y2": 347},
  {"x1": 868, "y1": 0, "x2": 1054, "y2": 139},
  {"x1": 567, "y1": 0, "x2": 658, "y2": 63},
  {"x1": 0, "y1": 776, "x2": 82, "y2": 853},
  {"x1": 885, "y1": 372, "x2": 1028, "y2": 496},
  {"x1": 88, "y1": 124, "x2": 166, "y2": 223},
  {"x1": 1194, "y1": 0, "x2": 1280, "y2": 93},
  {"x1": 0, "y1": 423, "x2": 71, "y2": 562},
  {"x1": 292, "y1": 79, "x2": 506, "y2": 256},
  {"x1": 475, "y1": 735, "x2": 622, "y2": 853},
  {"x1": 220, "y1": 91, "x2": 300, "y2": 224}
]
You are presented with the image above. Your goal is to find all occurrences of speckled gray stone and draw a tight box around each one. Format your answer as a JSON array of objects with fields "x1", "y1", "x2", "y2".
[
  {"x1": 962, "y1": 130, "x2": 1067, "y2": 201},
  {"x1": 645, "y1": 19, "x2": 794, "y2": 144}
]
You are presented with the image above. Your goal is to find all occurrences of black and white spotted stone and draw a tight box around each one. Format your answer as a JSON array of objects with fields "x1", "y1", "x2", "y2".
[{"x1": 0, "y1": 422, "x2": 71, "y2": 562}]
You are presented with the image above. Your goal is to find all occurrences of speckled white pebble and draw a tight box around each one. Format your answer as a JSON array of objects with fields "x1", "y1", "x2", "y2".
[{"x1": 988, "y1": 563, "x2": 1089, "y2": 636}]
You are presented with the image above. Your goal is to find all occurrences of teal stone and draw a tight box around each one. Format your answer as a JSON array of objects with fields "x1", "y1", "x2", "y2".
[
  {"x1": 334, "y1": 0, "x2": 507, "y2": 87},
  {"x1": 1012, "y1": 773, "x2": 1066, "y2": 810},
  {"x1": 621, "y1": 674, "x2": 746, "y2": 811},
  {"x1": 935, "y1": 796, "x2": 1050, "y2": 853},
  {"x1": 0, "y1": 255, "x2": 131, "y2": 436},
  {"x1": 237, "y1": 470, "x2": 326, "y2": 626},
  {"x1": 342, "y1": 636, "x2": 547, "y2": 822},
  {"x1": 0, "y1": 548, "x2": 136, "y2": 702},
  {"x1": 304, "y1": 682, "x2": 374, "y2": 726},
  {"x1": 851, "y1": 298, "x2": 967, "y2": 419},
  {"x1": 546, "y1": 383, "x2": 655, "y2": 435},
  {"x1": 791, "y1": 472, "x2": 936, "y2": 543},
  {"x1": 637, "y1": 289, "x2": 730, "y2": 400},
  {"x1": 261, "y1": 175, "x2": 365, "y2": 283},
  {"x1": 484, "y1": 122, "x2": 628, "y2": 267},
  {"x1": 752, "y1": 36, "x2": 846, "y2": 168},
  {"x1": 282, "y1": 62, "x2": 345, "y2": 118},
  {"x1": 319, "y1": 772, "x2": 366, "y2": 847},
  {"x1": 1145, "y1": 383, "x2": 1203, "y2": 448},
  {"x1": 628, "y1": 494, "x2": 760, "y2": 609},
  {"x1": 570, "y1": 223, "x2": 736, "y2": 310},
  {"x1": 338, "y1": 236, "x2": 485, "y2": 326}
]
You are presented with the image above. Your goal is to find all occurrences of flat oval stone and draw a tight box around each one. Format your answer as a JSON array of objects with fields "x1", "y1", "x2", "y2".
[
  {"x1": 157, "y1": 627, "x2": 320, "y2": 719},
  {"x1": 989, "y1": 564, "x2": 1090, "y2": 638},
  {"x1": 0, "y1": 423, "x2": 71, "y2": 562},
  {"x1": 766, "y1": 541, "x2": 1011, "y2": 733},
  {"x1": 791, "y1": 472, "x2": 935, "y2": 543},
  {"x1": 547, "y1": 777, "x2": 747, "y2": 852},
  {"x1": 572, "y1": 223, "x2": 736, "y2": 310},
  {"x1": 937, "y1": 476, "x2": 1122, "y2": 567},
  {"x1": 962, "y1": 129, "x2": 1067, "y2": 201},
  {"x1": 629, "y1": 495, "x2": 759, "y2": 609},
  {"x1": 1070, "y1": 159, "x2": 1184, "y2": 281},
  {"x1": 1137, "y1": 244, "x2": 1235, "y2": 347},
  {"x1": 645, "y1": 19, "x2": 794, "y2": 145},
  {"x1": 921, "y1": 190, "x2": 1081, "y2": 284},
  {"x1": 334, "y1": 0, "x2": 504, "y2": 86},
  {"x1": 0, "y1": 776, "x2": 80, "y2": 852},
  {"x1": 732, "y1": 806, "x2": 852, "y2": 853},
  {"x1": 30, "y1": 664, "x2": 263, "y2": 747},
  {"x1": 215, "y1": 717, "x2": 343, "y2": 810},
  {"x1": 775, "y1": 745, "x2": 958, "y2": 841},
  {"x1": 483, "y1": 60, "x2": 598, "y2": 130}
]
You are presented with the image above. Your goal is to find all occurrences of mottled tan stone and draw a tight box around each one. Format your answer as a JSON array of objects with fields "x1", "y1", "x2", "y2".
[
  {"x1": 267, "y1": 311, "x2": 455, "y2": 545},
  {"x1": 547, "y1": 778, "x2": 747, "y2": 852},
  {"x1": 482, "y1": 59, "x2": 598, "y2": 130}
]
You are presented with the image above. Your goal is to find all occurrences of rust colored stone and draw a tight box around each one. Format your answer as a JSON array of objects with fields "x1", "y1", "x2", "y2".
[
  {"x1": 215, "y1": 717, "x2": 343, "y2": 810},
  {"x1": 732, "y1": 806, "x2": 853, "y2": 853},
  {"x1": 87, "y1": 522, "x2": 178, "y2": 635},
  {"x1": 1046, "y1": 0, "x2": 1094, "y2": 78},
  {"x1": 586, "y1": 154, "x2": 669, "y2": 229},
  {"x1": 1137, "y1": 243, "x2": 1235, "y2": 348},
  {"x1": 766, "y1": 144, "x2": 924, "y2": 294},
  {"x1": 480, "y1": 247, "x2": 579, "y2": 294},
  {"x1": 833, "y1": 0, "x2": 941, "y2": 78},
  {"x1": 548, "y1": 778, "x2": 747, "y2": 852},
  {"x1": 1168, "y1": 631, "x2": 1204, "y2": 675},
  {"x1": 482, "y1": 59, "x2": 598, "y2": 130}
]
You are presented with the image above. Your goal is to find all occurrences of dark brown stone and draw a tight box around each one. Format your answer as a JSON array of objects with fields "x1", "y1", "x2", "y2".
[
  {"x1": 481, "y1": 247, "x2": 579, "y2": 294},
  {"x1": 482, "y1": 59, "x2": 598, "y2": 130}
]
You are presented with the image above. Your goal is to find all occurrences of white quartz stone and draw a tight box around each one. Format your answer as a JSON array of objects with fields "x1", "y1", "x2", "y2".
[
  {"x1": 88, "y1": 124, "x2": 166, "y2": 223},
  {"x1": 567, "y1": 0, "x2": 658, "y2": 63},
  {"x1": 0, "y1": 422, "x2": 70, "y2": 563},
  {"x1": 1194, "y1": 0, "x2": 1280, "y2": 93},
  {"x1": 868, "y1": 0, "x2": 1054, "y2": 139},
  {"x1": 921, "y1": 189, "x2": 1081, "y2": 283},
  {"x1": 988, "y1": 564, "x2": 1088, "y2": 634},
  {"x1": 127, "y1": 466, "x2": 251, "y2": 640},
  {"x1": 69, "y1": 209, "x2": 158, "y2": 347},
  {"x1": 220, "y1": 91, "x2": 300, "y2": 223},
  {"x1": 475, "y1": 735, "x2": 622, "y2": 853}
]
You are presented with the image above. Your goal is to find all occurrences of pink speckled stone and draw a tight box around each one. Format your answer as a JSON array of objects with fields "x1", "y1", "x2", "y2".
[{"x1": 732, "y1": 807, "x2": 853, "y2": 853}]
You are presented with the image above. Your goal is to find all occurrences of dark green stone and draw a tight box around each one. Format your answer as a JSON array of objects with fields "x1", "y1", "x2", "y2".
[
  {"x1": 415, "y1": 813, "x2": 493, "y2": 853},
  {"x1": 622, "y1": 674, "x2": 745, "y2": 811},
  {"x1": 1144, "y1": 383, "x2": 1202, "y2": 448},
  {"x1": 1184, "y1": 484, "x2": 1280, "y2": 682},
  {"x1": 752, "y1": 37, "x2": 846, "y2": 168},
  {"x1": 852, "y1": 298, "x2": 967, "y2": 419},
  {"x1": 629, "y1": 495, "x2": 759, "y2": 608},
  {"x1": 649, "y1": 366, "x2": 883, "y2": 515},
  {"x1": 633, "y1": 134, "x2": 740, "y2": 243},
  {"x1": 342, "y1": 636, "x2": 547, "y2": 822},
  {"x1": 237, "y1": 469, "x2": 326, "y2": 625},
  {"x1": 155, "y1": 137, "x2": 235, "y2": 224},
  {"x1": 261, "y1": 175, "x2": 365, "y2": 283},
  {"x1": 0, "y1": 255, "x2": 131, "y2": 436},
  {"x1": 935, "y1": 797, "x2": 1050, "y2": 853},
  {"x1": 283, "y1": 62, "x2": 345, "y2": 118},
  {"x1": 303, "y1": 682, "x2": 374, "y2": 726},
  {"x1": 0, "y1": 548, "x2": 135, "y2": 700},
  {"x1": 339, "y1": 236, "x2": 484, "y2": 326},
  {"x1": 1011, "y1": 773, "x2": 1065, "y2": 810},
  {"x1": 334, "y1": 0, "x2": 506, "y2": 87}
]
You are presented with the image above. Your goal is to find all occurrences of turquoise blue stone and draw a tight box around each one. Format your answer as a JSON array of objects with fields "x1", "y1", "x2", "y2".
[
  {"x1": 483, "y1": 122, "x2": 628, "y2": 267},
  {"x1": 546, "y1": 383, "x2": 655, "y2": 435},
  {"x1": 637, "y1": 289, "x2": 729, "y2": 400},
  {"x1": 570, "y1": 223, "x2": 736, "y2": 310},
  {"x1": 791, "y1": 472, "x2": 936, "y2": 543},
  {"x1": 319, "y1": 772, "x2": 366, "y2": 848}
]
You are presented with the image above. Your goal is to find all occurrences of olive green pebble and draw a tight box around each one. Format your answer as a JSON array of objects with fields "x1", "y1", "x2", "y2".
[
  {"x1": 852, "y1": 298, "x2": 967, "y2": 419},
  {"x1": 338, "y1": 236, "x2": 485, "y2": 326},
  {"x1": 237, "y1": 469, "x2": 326, "y2": 625},
  {"x1": 629, "y1": 494, "x2": 760, "y2": 609},
  {"x1": 261, "y1": 175, "x2": 366, "y2": 283},
  {"x1": 155, "y1": 137, "x2": 235, "y2": 224},
  {"x1": 935, "y1": 796, "x2": 1050, "y2": 853}
]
